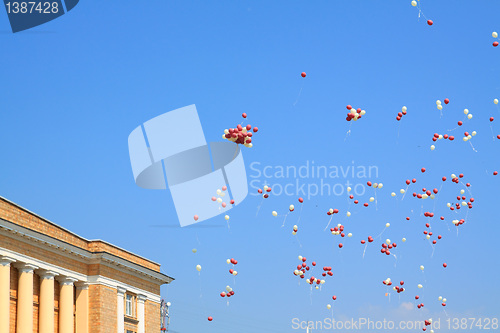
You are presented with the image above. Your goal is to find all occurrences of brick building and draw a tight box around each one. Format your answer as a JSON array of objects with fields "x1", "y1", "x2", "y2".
[{"x1": 0, "y1": 196, "x2": 173, "y2": 333}]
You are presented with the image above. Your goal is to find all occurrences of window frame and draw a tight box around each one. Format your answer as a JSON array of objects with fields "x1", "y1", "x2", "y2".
[{"x1": 125, "y1": 293, "x2": 136, "y2": 318}]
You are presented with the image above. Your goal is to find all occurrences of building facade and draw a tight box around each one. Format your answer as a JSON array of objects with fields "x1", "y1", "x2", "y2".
[{"x1": 0, "y1": 196, "x2": 173, "y2": 333}]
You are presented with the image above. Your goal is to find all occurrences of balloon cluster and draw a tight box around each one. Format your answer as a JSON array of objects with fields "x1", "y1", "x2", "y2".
[
  {"x1": 345, "y1": 105, "x2": 366, "y2": 122},
  {"x1": 438, "y1": 295, "x2": 447, "y2": 307},
  {"x1": 492, "y1": 31, "x2": 499, "y2": 47},
  {"x1": 222, "y1": 113, "x2": 258, "y2": 148},
  {"x1": 259, "y1": 185, "x2": 272, "y2": 199},
  {"x1": 380, "y1": 239, "x2": 397, "y2": 256},
  {"x1": 211, "y1": 185, "x2": 230, "y2": 209},
  {"x1": 293, "y1": 256, "x2": 334, "y2": 289},
  {"x1": 396, "y1": 106, "x2": 407, "y2": 121},
  {"x1": 227, "y1": 257, "x2": 238, "y2": 276}
]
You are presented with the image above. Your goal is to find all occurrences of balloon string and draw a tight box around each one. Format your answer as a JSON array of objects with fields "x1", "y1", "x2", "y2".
[
  {"x1": 490, "y1": 124, "x2": 496, "y2": 141},
  {"x1": 468, "y1": 140, "x2": 478, "y2": 153},
  {"x1": 324, "y1": 215, "x2": 333, "y2": 231},
  {"x1": 296, "y1": 204, "x2": 304, "y2": 225},
  {"x1": 281, "y1": 213, "x2": 289, "y2": 227},
  {"x1": 374, "y1": 188, "x2": 379, "y2": 211},
  {"x1": 293, "y1": 81, "x2": 304, "y2": 107},
  {"x1": 401, "y1": 185, "x2": 409, "y2": 201},
  {"x1": 393, "y1": 254, "x2": 397, "y2": 268},
  {"x1": 296, "y1": 234, "x2": 303, "y2": 248},
  {"x1": 198, "y1": 272, "x2": 203, "y2": 298},
  {"x1": 362, "y1": 243, "x2": 368, "y2": 259},
  {"x1": 255, "y1": 197, "x2": 264, "y2": 216},
  {"x1": 375, "y1": 226, "x2": 387, "y2": 240}
]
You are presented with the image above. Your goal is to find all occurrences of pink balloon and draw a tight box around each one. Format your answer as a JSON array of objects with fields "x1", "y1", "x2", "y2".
[{"x1": 194, "y1": 215, "x2": 199, "y2": 221}]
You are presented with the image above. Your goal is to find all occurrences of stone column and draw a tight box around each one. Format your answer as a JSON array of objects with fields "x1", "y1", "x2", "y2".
[
  {"x1": 0, "y1": 256, "x2": 16, "y2": 333},
  {"x1": 75, "y1": 282, "x2": 89, "y2": 333},
  {"x1": 116, "y1": 287, "x2": 126, "y2": 333},
  {"x1": 57, "y1": 276, "x2": 78, "y2": 333},
  {"x1": 15, "y1": 262, "x2": 39, "y2": 333},
  {"x1": 137, "y1": 295, "x2": 147, "y2": 333},
  {"x1": 39, "y1": 270, "x2": 59, "y2": 333}
]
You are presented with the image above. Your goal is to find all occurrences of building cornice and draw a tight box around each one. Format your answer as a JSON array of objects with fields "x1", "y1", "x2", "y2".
[{"x1": 0, "y1": 218, "x2": 173, "y2": 285}]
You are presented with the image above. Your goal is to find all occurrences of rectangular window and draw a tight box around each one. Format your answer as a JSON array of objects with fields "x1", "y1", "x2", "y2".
[{"x1": 125, "y1": 294, "x2": 135, "y2": 317}]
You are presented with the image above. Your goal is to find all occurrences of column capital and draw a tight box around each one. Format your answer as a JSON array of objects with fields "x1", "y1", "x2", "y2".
[
  {"x1": 56, "y1": 276, "x2": 78, "y2": 286},
  {"x1": 75, "y1": 282, "x2": 90, "y2": 290},
  {"x1": 37, "y1": 270, "x2": 59, "y2": 280},
  {"x1": 14, "y1": 262, "x2": 38, "y2": 273},
  {"x1": 0, "y1": 256, "x2": 16, "y2": 267},
  {"x1": 137, "y1": 294, "x2": 147, "y2": 303},
  {"x1": 117, "y1": 286, "x2": 127, "y2": 296}
]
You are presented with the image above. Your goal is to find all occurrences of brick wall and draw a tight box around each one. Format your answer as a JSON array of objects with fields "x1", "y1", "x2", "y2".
[
  {"x1": 145, "y1": 300, "x2": 161, "y2": 333},
  {"x1": 89, "y1": 284, "x2": 117, "y2": 333}
]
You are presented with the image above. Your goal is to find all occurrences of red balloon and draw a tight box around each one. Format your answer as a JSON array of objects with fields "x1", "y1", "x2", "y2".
[
  {"x1": 208, "y1": 316, "x2": 213, "y2": 321},
  {"x1": 449, "y1": 136, "x2": 455, "y2": 141},
  {"x1": 230, "y1": 199, "x2": 235, "y2": 204},
  {"x1": 346, "y1": 105, "x2": 352, "y2": 110},
  {"x1": 298, "y1": 197, "x2": 304, "y2": 203},
  {"x1": 490, "y1": 117, "x2": 494, "y2": 122},
  {"x1": 421, "y1": 168, "x2": 426, "y2": 173},
  {"x1": 367, "y1": 181, "x2": 372, "y2": 186},
  {"x1": 301, "y1": 72, "x2": 306, "y2": 77},
  {"x1": 415, "y1": 295, "x2": 419, "y2": 300},
  {"x1": 427, "y1": 20, "x2": 433, "y2": 25},
  {"x1": 494, "y1": 41, "x2": 499, "y2": 47},
  {"x1": 444, "y1": 98, "x2": 449, "y2": 104},
  {"x1": 412, "y1": 178, "x2": 417, "y2": 183},
  {"x1": 361, "y1": 240, "x2": 366, "y2": 244},
  {"x1": 242, "y1": 113, "x2": 247, "y2": 118},
  {"x1": 458, "y1": 121, "x2": 463, "y2": 126},
  {"x1": 312, "y1": 261, "x2": 316, "y2": 266},
  {"x1": 332, "y1": 295, "x2": 337, "y2": 300},
  {"x1": 338, "y1": 243, "x2": 343, "y2": 248},
  {"x1": 368, "y1": 236, "x2": 374, "y2": 242},
  {"x1": 443, "y1": 263, "x2": 447, "y2": 268},
  {"x1": 438, "y1": 235, "x2": 442, "y2": 239},
  {"x1": 494, "y1": 171, "x2": 498, "y2": 175},
  {"x1": 253, "y1": 127, "x2": 258, "y2": 133}
]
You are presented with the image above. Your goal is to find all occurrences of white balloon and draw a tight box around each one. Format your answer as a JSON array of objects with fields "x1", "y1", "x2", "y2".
[
  {"x1": 391, "y1": 192, "x2": 396, "y2": 197},
  {"x1": 196, "y1": 264, "x2": 202, "y2": 272},
  {"x1": 422, "y1": 194, "x2": 428, "y2": 199},
  {"x1": 315, "y1": 285, "x2": 319, "y2": 289},
  {"x1": 468, "y1": 114, "x2": 473, "y2": 119},
  {"x1": 494, "y1": 98, "x2": 499, "y2": 105},
  {"x1": 400, "y1": 189, "x2": 405, "y2": 194},
  {"x1": 263, "y1": 185, "x2": 269, "y2": 191},
  {"x1": 447, "y1": 203, "x2": 451, "y2": 208},
  {"x1": 222, "y1": 134, "x2": 227, "y2": 139},
  {"x1": 306, "y1": 279, "x2": 310, "y2": 284},
  {"x1": 217, "y1": 189, "x2": 222, "y2": 195},
  {"x1": 472, "y1": 131, "x2": 477, "y2": 136},
  {"x1": 436, "y1": 100, "x2": 442, "y2": 105},
  {"x1": 346, "y1": 211, "x2": 351, "y2": 217},
  {"x1": 327, "y1": 304, "x2": 332, "y2": 309},
  {"x1": 192, "y1": 248, "x2": 197, "y2": 253},
  {"x1": 402, "y1": 106, "x2": 408, "y2": 112},
  {"x1": 386, "y1": 239, "x2": 391, "y2": 245},
  {"x1": 226, "y1": 285, "x2": 231, "y2": 292},
  {"x1": 225, "y1": 215, "x2": 230, "y2": 220},
  {"x1": 443, "y1": 298, "x2": 447, "y2": 302},
  {"x1": 437, "y1": 104, "x2": 443, "y2": 110},
  {"x1": 378, "y1": 183, "x2": 383, "y2": 189},
  {"x1": 418, "y1": 284, "x2": 423, "y2": 288},
  {"x1": 294, "y1": 270, "x2": 299, "y2": 275},
  {"x1": 224, "y1": 129, "x2": 229, "y2": 134},
  {"x1": 293, "y1": 225, "x2": 298, "y2": 230},
  {"x1": 292, "y1": 231, "x2": 297, "y2": 235},
  {"x1": 402, "y1": 237, "x2": 406, "y2": 242},
  {"x1": 430, "y1": 145, "x2": 435, "y2": 150},
  {"x1": 232, "y1": 271, "x2": 238, "y2": 276},
  {"x1": 289, "y1": 205, "x2": 295, "y2": 211},
  {"x1": 493, "y1": 31, "x2": 499, "y2": 38},
  {"x1": 451, "y1": 173, "x2": 457, "y2": 178},
  {"x1": 372, "y1": 183, "x2": 378, "y2": 188},
  {"x1": 430, "y1": 194, "x2": 435, "y2": 199},
  {"x1": 420, "y1": 265, "x2": 424, "y2": 270},
  {"x1": 463, "y1": 137, "x2": 468, "y2": 142},
  {"x1": 411, "y1": 0, "x2": 417, "y2": 6},
  {"x1": 438, "y1": 296, "x2": 443, "y2": 301},
  {"x1": 460, "y1": 189, "x2": 465, "y2": 194},
  {"x1": 220, "y1": 192, "x2": 225, "y2": 197},
  {"x1": 360, "y1": 110, "x2": 366, "y2": 116},
  {"x1": 347, "y1": 233, "x2": 352, "y2": 237},
  {"x1": 298, "y1": 256, "x2": 303, "y2": 261},
  {"x1": 426, "y1": 234, "x2": 430, "y2": 239},
  {"x1": 227, "y1": 259, "x2": 231, "y2": 264},
  {"x1": 272, "y1": 211, "x2": 278, "y2": 217},
  {"x1": 369, "y1": 197, "x2": 375, "y2": 202},
  {"x1": 386, "y1": 223, "x2": 390, "y2": 227},
  {"x1": 217, "y1": 198, "x2": 223, "y2": 203},
  {"x1": 462, "y1": 201, "x2": 467, "y2": 206},
  {"x1": 464, "y1": 109, "x2": 469, "y2": 114},
  {"x1": 347, "y1": 186, "x2": 352, "y2": 192},
  {"x1": 438, "y1": 134, "x2": 443, "y2": 139}
]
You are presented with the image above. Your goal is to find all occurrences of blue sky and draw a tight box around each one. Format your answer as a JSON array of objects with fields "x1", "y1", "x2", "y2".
[{"x1": 1, "y1": 1, "x2": 500, "y2": 332}]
